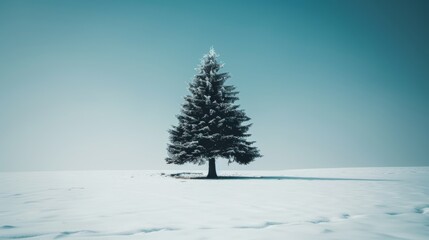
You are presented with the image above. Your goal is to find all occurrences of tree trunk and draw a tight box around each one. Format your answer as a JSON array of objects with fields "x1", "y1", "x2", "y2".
[{"x1": 207, "y1": 158, "x2": 218, "y2": 179}]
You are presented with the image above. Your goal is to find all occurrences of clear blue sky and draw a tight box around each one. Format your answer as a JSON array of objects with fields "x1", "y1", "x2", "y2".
[{"x1": 0, "y1": 0, "x2": 428, "y2": 171}]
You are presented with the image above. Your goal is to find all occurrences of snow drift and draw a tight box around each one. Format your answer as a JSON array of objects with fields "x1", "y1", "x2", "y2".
[{"x1": 0, "y1": 167, "x2": 428, "y2": 239}]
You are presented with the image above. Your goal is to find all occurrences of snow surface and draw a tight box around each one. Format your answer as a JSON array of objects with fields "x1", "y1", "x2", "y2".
[{"x1": 1, "y1": 167, "x2": 428, "y2": 239}]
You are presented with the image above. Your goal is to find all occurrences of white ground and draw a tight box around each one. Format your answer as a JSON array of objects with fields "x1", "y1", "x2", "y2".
[{"x1": 0, "y1": 167, "x2": 428, "y2": 240}]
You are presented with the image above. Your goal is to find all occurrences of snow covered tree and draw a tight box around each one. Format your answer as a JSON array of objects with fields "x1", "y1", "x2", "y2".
[{"x1": 166, "y1": 48, "x2": 261, "y2": 178}]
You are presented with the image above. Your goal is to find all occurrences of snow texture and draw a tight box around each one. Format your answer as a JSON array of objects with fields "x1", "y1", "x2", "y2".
[{"x1": 1, "y1": 167, "x2": 428, "y2": 239}]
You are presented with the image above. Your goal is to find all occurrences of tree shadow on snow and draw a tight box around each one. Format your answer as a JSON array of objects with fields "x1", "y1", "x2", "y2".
[{"x1": 168, "y1": 173, "x2": 395, "y2": 181}]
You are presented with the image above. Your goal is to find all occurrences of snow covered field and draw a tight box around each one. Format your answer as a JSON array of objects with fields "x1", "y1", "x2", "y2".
[{"x1": 1, "y1": 167, "x2": 428, "y2": 239}]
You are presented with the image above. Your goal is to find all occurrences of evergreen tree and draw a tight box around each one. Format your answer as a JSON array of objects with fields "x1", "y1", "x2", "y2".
[{"x1": 166, "y1": 48, "x2": 261, "y2": 178}]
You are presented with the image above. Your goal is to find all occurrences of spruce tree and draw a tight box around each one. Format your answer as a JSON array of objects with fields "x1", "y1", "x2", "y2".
[{"x1": 166, "y1": 48, "x2": 261, "y2": 178}]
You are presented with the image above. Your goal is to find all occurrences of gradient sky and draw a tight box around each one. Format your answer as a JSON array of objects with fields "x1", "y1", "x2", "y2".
[{"x1": 0, "y1": 0, "x2": 428, "y2": 171}]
